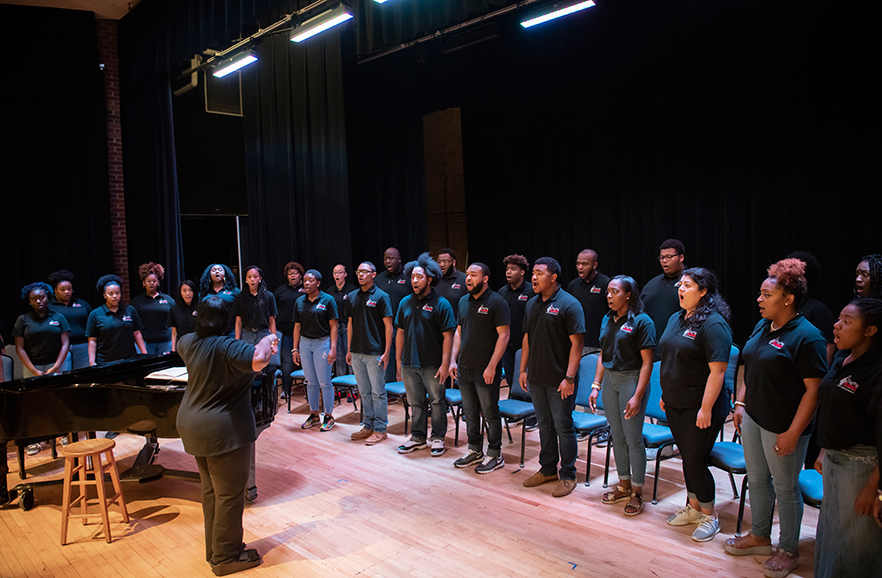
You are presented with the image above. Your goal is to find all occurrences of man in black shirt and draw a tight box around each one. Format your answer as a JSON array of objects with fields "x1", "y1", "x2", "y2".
[
  {"x1": 377, "y1": 247, "x2": 409, "y2": 381},
  {"x1": 449, "y1": 263, "x2": 510, "y2": 474},
  {"x1": 274, "y1": 262, "x2": 304, "y2": 394},
  {"x1": 566, "y1": 248, "x2": 609, "y2": 354},
  {"x1": 436, "y1": 248, "x2": 468, "y2": 322},
  {"x1": 641, "y1": 239, "x2": 686, "y2": 358},
  {"x1": 330, "y1": 264, "x2": 356, "y2": 377},
  {"x1": 520, "y1": 257, "x2": 585, "y2": 498},
  {"x1": 497, "y1": 254, "x2": 534, "y2": 385}
]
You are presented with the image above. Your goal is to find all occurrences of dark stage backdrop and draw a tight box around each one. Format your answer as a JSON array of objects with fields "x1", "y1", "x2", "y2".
[
  {"x1": 0, "y1": 6, "x2": 114, "y2": 341},
  {"x1": 346, "y1": 0, "x2": 882, "y2": 343}
]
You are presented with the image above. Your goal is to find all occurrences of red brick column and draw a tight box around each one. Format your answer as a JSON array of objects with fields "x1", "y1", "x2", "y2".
[{"x1": 96, "y1": 19, "x2": 130, "y2": 301}]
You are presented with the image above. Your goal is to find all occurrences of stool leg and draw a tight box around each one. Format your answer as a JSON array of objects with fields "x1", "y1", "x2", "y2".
[
  {"x1": 60, "y1": 457, "x2": 73, "y2": 545},
  {"x1": 105, "y1": 449, "x2": 129, "y2": 523},
  {"x1": 78, "y1": 458, "x2": 88, "y2": 524},
  {"x1": 92, "y1": 452, "x2": 112, "y2": 543}
]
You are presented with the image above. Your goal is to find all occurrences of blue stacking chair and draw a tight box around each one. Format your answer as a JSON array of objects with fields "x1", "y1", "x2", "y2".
[
  {"x1": 641, "y1": 361, "x2": 677, "y2": 504},
  {"x1": 384, "y1": 381, "x2": 410, "y2": 434},
  {"x1": 331, "y1": 373, "x2": 362, "y2": 421},
  {"x1": 799, "y1": 469, "x2": 823, "y2": 508},
  {"x1": 284, "y1": 369, "x2": 307, "y2": 413},
  {"x1": 445, "y1": 387, "x2": 463, "y2": 447},
  {"x1": 573, "y1": 354, "x2": 611, "y2": 486},
  {"x1": 498, "y1": 350, "x2": 536, "y2": 468}
]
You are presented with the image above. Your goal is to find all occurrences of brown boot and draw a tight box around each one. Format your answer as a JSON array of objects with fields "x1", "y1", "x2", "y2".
[
  {"x1": 522, "y1": 471, "x2": 558, "y2": 487},
  {"x1": 350, "y1": 427, "x2": 373, "y2": 441}
]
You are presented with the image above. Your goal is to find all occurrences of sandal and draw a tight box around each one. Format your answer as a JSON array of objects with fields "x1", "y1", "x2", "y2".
[
  {"x1": 602, "y1": 485, "x2": 632, "y2": 504},
  {"x1": 762, "y1": 549, "x2": 799, "y2": 578},
  {"x1": 623, "y1": 493, "x2": 644, "y2": 516},
  {"x1": 724, "y1": 534, "x2": 773, "y2": 556}
]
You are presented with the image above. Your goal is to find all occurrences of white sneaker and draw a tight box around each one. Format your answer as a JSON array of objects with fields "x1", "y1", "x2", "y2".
[
  {"x1": 430, "y1": 439, "x2": 446, "y2": 457},
  {"x1": 692, "y1": 514, "x2": 720, "y2": 542},
  {"x1": 666, "y1": 504, "x2": 703, "y2": 526}
]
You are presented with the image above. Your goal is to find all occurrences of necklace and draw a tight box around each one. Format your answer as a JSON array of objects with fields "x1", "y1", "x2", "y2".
[{"x1": 770, "y1": 321, "x2": 780, "y2": 331}]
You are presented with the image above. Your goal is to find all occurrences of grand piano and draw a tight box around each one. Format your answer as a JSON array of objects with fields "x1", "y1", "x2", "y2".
[{"x1": 1, "y1": 354, "x2": 188, "y2": 509}]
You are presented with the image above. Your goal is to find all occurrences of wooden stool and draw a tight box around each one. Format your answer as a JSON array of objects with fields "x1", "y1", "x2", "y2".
[{"x1": 60, "y1": 438, "x2": 129, "y2": 545}]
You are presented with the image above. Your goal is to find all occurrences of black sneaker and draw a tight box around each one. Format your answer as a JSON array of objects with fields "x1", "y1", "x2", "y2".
[
  {"x1": 475, "y1": 455, "x2": 505, "y2": 474},
  {"x1": 454, "y1": 450, "x2": 484, "y2": 468},
  {"x1": 320, "y1": 415, "x2": 336, "y2": 432},
  {"x1": 301, "y1": 414, "x2": 321, "y2": 429},
  {"x1": 397, "y1": 439, "x2": 428, "y2": 454}
]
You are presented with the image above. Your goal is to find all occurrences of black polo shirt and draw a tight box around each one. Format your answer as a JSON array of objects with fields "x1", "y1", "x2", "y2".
[
  {"x1": 641, "y1": 272, "x2": 683, "y2": 349},
  {"x1": 457, "y1": 289, "x2": 511, "y2": 370},
  {"x1": 176, "y1": 333, "x2": 256, "y2": 457},
  {"x1": 566, "y1": 272, "x2": 610, "y2": 348},
  {"x1": 497, "y1": 281, "x2": 535, "y2": 351},
  {"x1": 233, "y1": 290, "x2": 278, "y2": 331},
  {"x1": 800, "y1": 296, "x2": 835, "y2": 344},
  {"x1": 347, "y1": 285, "x2": 393, "y2": 355},
  {"x1": 436, "y1": 269, "x2": 468, "y2": 322},
  {"x1": 599, "y1": 311, "x2": 656, "y2": 372},
  {"x1": 274, "y1": 283, "x2": 304, "y2": 334},
  {"x1": 293, "y1": 292, "x2": 338, "y2": 339},
  {"x1": 658, "y1": 310, "x2": 733, "y2": 410},
  {"x1": 395, "y1": 290, "x2": 456, "y2": 368},
  {"x1": 523, "y1": 286, "x2": 585, "y2": 388},
  {"x1": 330, "y1": 282, "x2": 356, "y2": 325},
  {"x1": 85, "y1": 304, "x2": 143, "y2": 364},
  {"x1": 49, "y1": 298, "x2": 91, "y2": 344},
  {"x1": 167, "y1": 302, "x2": 199, "y2": 338},
  {"x1": 377, "y1": 268, "x2": 410, "y2": 317},
  {"x1": 817, "y1": 347, "x2": 882, "y2": 450},
  {"x1": 12, "y1": 310, "x2": 71, "y2": 365},
  {"x1": 131, "y1": 292, "x2": 175, "y2": 344},
  {"x1": 205, "y1": 287, "x2": 240, "y2": 335},
  {"x1": 742, "y1": 315, "x2": 828, "y2": 435}
]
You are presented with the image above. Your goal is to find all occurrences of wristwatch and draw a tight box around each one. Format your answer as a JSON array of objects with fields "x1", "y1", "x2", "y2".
[{"x1": 565, "y1": 375, "x2": 575, "y2": 384}]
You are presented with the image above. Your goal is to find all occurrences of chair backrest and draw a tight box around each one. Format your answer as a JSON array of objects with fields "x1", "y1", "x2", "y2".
[
  {"x1": 644, "y1": 360, "x2": 665, "y2": 422},
  {"x1": 574, "y1": 353, "x2": 600, "y2": 409},
  {"x1": 722, "y1": 344, "x2": 740, "y2": 411},
  {"x1": 509, "y1": 349, "x2": 532, "y2": 401},
  {"x1": 3, "y1": 344, "x2": 22, "y2": 381},
  {"x1": 1, "y1": 354, "x2": 12, "y2": 382}
]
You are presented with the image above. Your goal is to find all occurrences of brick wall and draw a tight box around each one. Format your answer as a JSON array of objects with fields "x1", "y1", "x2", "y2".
[
  {"x1": 96, "y1": 19, "x2": 130, "y2": 301},
  {"x1": 423, "y1": 108, "x2": 468, "y2": 264}
]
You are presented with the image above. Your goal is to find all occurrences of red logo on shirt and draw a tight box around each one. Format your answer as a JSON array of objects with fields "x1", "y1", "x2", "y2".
[
  {"x1": 397, "y1": 279, "x2": 406, "y2": 284},
  {"x1": 223, "y1": 291, "x2": 232, "y2": 295},
  {"x1": 316, "y1": 303, "x2": 326, "y2": 310},
  {"x1": 159, "y1": 299, "x2": 168, "y2": 304},
  {"x1": 343, "y1": 295, "x2": 348, "y2": 300},
  {"x1": 452, "y1": 283, "x2": 462, "y2": 289},
  {"x1": 769, "y1": 338, "x2": 785, "y2": 350},
  {"x1": 478, "y1": 305, "x2": 489, "y2": 314},
  {"x1": 836, "y1": 376, "x2": 859, "y2": 394},
  {"x1": 122, "y1": 315, "x2": 132, "y2": 322},
  {"x1": 366, "y1": 299, "x2": 378, "y2": 307},
  {"x1": 590, "y1": 286, "x2": 602, "y2": 294},
  {"x1": 518, "y1": 294, "x2": 529, "y2": 301},
  {"x1": 620, "y1": 325, "x2": 633, "y2": 334},
  {"x1": 49, "y1": 320, "x2": 60, "y2": 326},
  {"x1": 72, "y1": 303, "x2": 82, "y2": 308},
  {"x1": 422, "y1": 304, "x2": 434, "y2": 312},
  {"x1": 546, "y1": 305, "x2": 560, "y2": 316},
  {"x1": 192, "y1": 310, "x2": 198, "y2": 316},
  {"x1": 683, "y1": 329, "x2": 697, "y2": 340}
]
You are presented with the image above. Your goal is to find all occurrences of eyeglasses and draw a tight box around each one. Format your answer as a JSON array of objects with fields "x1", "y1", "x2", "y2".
[
  {"x1": 356, "y1": 269, "x2": 374, "y2": 275},
  {"x1": 658, "y1": 254, "x2": 681, "y2": 262}
]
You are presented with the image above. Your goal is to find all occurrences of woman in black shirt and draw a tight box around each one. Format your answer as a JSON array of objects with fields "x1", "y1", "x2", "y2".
[
  {"x1": 86, "y1": 275, "x2": 148, "y2": 365},
  {"x1": 233, "y1": 266, "x2": 277, "y2": 345},
  {"x1": 727, "y1": 258, "x2": 827, "y2": 578},
  {"x1": 13, "y1": 282, "x2": 71, "y2": 377},
  {"x1": 47, "y1": 270, "x2": 92, "y2": 369},
  {"x1": 274, "y1": 261, "x2": 305, "y2": 394},
  {"x1": 657, "y1": 267, "x2": 732, "y2": 542},
  {"x1": 131, "y1": 262, "x2": 175, "y2": 355},
  {"x1": 812, "y1": 298, "x2": 882, "y2": 577},
  {"x1": 168, "y1": 280, "x2": 199, "y2": 352},
  {"x1": 199, "y1": 264, "x2": 241, "y2": 337}
]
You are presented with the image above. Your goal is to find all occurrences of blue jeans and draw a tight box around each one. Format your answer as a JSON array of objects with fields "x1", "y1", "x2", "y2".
[
  {"x1": 302, "y1": 336, "x2": 333, "y2": 414},
  {"x1": 741, "y1": 412, "x2": 810, "y2": 553},
  {"x1": 530, "y1": 383, "x2": 578, "y2": 480},
  {"x1": 401, "y1": 365, "x2": 447, "y2": 443},
  {"x1": 239, "y1": 328, "x2": 269, "y2": 346},
  {"x1": 601, "y1": 369, "x2": 647, "y2": 486},
  {"x1": 458, "y1": 366, "x2": 502, "y2": 458},
  {"x1": 280, "y1": 333, "x2": 296, "y2": 387},
  {"x1": 351, "y1": 352, "x2": 388, "y2": 433},
  {"x1": 23, "y1": 356, "x2": 72, "y2": 378},
  {"x1": 815, "y1": 446, "x2": 882, "y2": 577},
  {"x1": 335, "y1": 323, "x2": 350, "y2": 377},
  {"x1": 384, "y1": 338, "x2": 398, "y2": 383},
  {"x1": 67, "y1": 342, "x2": 90, "y2": 369},
  {"x1": 146, "y1": 340, "x2": 172, "y2": 355}
]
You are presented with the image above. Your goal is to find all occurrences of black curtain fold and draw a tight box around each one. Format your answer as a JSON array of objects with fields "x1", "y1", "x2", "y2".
[{"x1": 0, "y1": 6, "x2": 113, "y2": 339}]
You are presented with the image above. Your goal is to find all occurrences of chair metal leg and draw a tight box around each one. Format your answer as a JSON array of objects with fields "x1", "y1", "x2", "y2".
[
  {"x1": 453, "y1": 406, "x2": 460, "y2": 447},
  {"x1": 652, "y1": 450, "x2": 662, "y2": 504},
  {"x1": 584, "y1": 435, "x2": 594, "y2": 487},
  {"x1": 504, "y1": 420, "x2": 513, "y2": 443},
  {"x1": 518, "y1": 423, "x2": 526, "y2": 468},
  {"x1": 728, "y1": 472, "x2": 738, "y2": 499},
  {"x1": 736, "y1": 476, "x2": 749, "y2": 536},
  {"x1": 603, "y1": 443, "x2": 612, "y2": 488}
]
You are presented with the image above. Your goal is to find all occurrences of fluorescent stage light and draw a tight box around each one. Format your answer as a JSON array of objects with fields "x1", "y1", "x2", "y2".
[
  {"x1": 212, "y1": 52, "x2": 258, "y2": 78},
  {"x1": 520, "y1": 0, "x2": 596, "y2": 28},
  {"x1": 290, "y1": 5, "x2": 354, "y2": 43}
]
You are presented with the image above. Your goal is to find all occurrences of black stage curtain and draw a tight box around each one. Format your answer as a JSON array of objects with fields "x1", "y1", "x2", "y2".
[
  {"x1": 241, "y1": 30, "x2": 352, "y2": 280},
  {"x1": 347, "y1": 0, "x2": 882, "y2": 343},
  {"x1": 0, "y1": 6, "x2": 113, "y2": 341}
]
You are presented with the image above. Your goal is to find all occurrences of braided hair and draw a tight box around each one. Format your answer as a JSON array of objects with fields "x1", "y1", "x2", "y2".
[
  {"x1": 243, "y1": 266, "x2": 275, "y2": 322},
  {"x1": 857, "y1": 254, "x2": 882, "y2": 299}
]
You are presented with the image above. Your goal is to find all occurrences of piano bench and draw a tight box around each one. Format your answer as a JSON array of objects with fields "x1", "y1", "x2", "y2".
[{"x1": 60, "y1": 439, "x2": 130, "y2": 545}]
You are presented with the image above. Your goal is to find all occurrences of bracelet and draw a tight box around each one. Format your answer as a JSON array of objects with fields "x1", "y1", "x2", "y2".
[
  {"x1": 291, "y1": 348, "x2": 299, "y2": 353},
  {"x1": 734, "y1": 401, "x2": 745, "y2": 407},
  {"x1": 591, "y1": 383, "x2": 602, "y2": 391},
  {"x1": 877, "y1": 490, "x2": 882, "y2": 503}
]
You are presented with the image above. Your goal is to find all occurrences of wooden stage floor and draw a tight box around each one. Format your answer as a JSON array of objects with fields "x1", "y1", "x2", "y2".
[{"x1": 2, "y1": 389, "x2": 819, "y2": 578}]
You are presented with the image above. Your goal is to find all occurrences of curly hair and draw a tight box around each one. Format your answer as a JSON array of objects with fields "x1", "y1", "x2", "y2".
[
  {"x1": 857, "y1": 254, "x2": 882, "y2": 299},
  {"x1": 767, "y1": 258, "x2": 808, "y2": 309},
  {"x1": 503, "y1": 254, "x2": 529, "y2": 272},
  {"x1": 660, "y1": 239, "x2": 685, "y2": 255},
  {"x1": 21, "y1": 282, "x2": 53, "y2": 304},
  {"x1": 283, "y1": 261, "x2": 305, "y2": 278},
  {"x1": 138, "y1": 262, "x2": 165, "y2": 281},
  {"x1": 681, "y1": 267, "x2": 732, "y2": 330},
  {"x1": 47, "y1": 270, "x2": 75, "y2": 289},
  {"x1": 534, "y1": 256, "x2": 561, "y2": 278},
  {"x1": 609, "y1": 275, "x2": 644, "y2": 318},
  {"x1": 96, "y1": 274, "x2": 123, "y2": 293},
  {"x1": 404, "y1": 252, "x2": 443, "y2": 286},
  {"x1": 199, "y1": 264, "x2": 237, "y2": 297}
]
